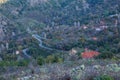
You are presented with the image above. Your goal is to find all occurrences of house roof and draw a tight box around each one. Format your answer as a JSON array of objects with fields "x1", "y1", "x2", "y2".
[{"x1": 81, "y1": 51, "x2": 100, "y2": 58}]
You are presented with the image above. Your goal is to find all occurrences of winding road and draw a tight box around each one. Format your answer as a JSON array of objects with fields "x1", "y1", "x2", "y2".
[
  {"x1": 32, "y1": 34, "x2": 53, "y2": 50},
  {"x1": 22, "y1": 34, "x2": 53, "y2": 58},
  {"x1": 22, "y1": 28, "x2": 67, "y2": 58},
  {"x1": 22, "y1": 48, "x2": 31, "y2": 59}
]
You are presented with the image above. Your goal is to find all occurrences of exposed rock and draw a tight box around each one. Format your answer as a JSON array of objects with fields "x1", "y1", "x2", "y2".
[
  {"x1": 76, "y1": 73, "x2": 82, "y2": 80},
  {"x1": 0, "y1": 25, "x2": 5, "y2": 41},
  {"x1": 80, "y1": 64, "x2": 85, "y2": 70},
  {"x1": 0, "y1": 44, "x2": 5, "y2": 50},
  {"x1": 106, "y1": 63, "x2": 118, "y2": 68},
  {"x1": 93, "y1": 65, "x2": 101, "y2": 70},
  {"x1": 0, "y1": 57, "x2": 3, "y2": 61},
  {"x1": 1, "y1": 21, "x2": 7, "y2": 26},
  {"x1": 106, "y1": 63, "x2": 120, "y2": 72}
]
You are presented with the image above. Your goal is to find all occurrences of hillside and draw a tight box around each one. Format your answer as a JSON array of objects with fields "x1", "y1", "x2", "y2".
[
  {"x1": 0, "y1": 0, "x2": 120, "y2": 80},
  {"x1": 0, "y1": 0, "x2": 120, "y2": 57}
]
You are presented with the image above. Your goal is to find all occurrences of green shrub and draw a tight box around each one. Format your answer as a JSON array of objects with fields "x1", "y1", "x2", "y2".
[
  {"x1": 45, "y1": 55, "x2": 56, "y2": 63},
  {"x1": 17, "y1": 60, "x2": 29, "y2": 66},
  {"x1": 96, "y1": 51, "x2": 114, "y2": 59},
  {"x1": 93, "y1": 75, "x2": 114, "y2": 80},
  {"x1": 0, "y1": 60, "x2": 29, "y2": 66},
  {"x1": 37, "y1": 56, "x2": 45, "y2": 65},
  {"x1": 45, "y1": 55, "x2": 64, "y2": 64}
]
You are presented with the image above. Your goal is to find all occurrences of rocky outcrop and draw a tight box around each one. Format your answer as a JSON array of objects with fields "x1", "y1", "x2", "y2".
[
  {"x1": 0, "y1": 26, "x2": 5, "y2": 41},
  {"x1": 0, "y1": 14, "x2": 9, "y2": 42},
  {"x1": 0, "y1": 57, "x2": 3, "y2": 61}
]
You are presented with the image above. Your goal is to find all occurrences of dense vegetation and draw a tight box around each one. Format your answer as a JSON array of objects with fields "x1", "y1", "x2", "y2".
[
  {"x1": 0, "y1": 0, "x2": 120, "y2": 65},
  {"x1": 0, "y1": 0, "x2": 120, "y2": 79}
]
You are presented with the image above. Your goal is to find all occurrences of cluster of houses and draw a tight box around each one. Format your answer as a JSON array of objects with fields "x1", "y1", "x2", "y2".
[
  {"x1": 69, "y1": 48, "x2": 100, "y2": 59},
  {"x1": 82, "y1": 24, "x2": 108, "y2": 31}
]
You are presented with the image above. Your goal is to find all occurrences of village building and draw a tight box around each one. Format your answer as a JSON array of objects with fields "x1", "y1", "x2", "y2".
[
  {"x1": 81, "y1": 49, "x2": 100, "y2": 58},
  {"x1": 95, "y1": 28, "x2": 102, "y2": 31},
  {"x1": 92, "y1": 37, "x2": 98, "y2": 41},
  {"x1": 83, "y1": 25, "x2": 88, "y2": 29},
  {"x1": 69, "y1": 48, "x2": 77, "y2": 56}
]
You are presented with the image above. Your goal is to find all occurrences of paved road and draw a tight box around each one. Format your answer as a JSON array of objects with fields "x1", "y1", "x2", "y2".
[
  {"x1": 22, "y1": 48, "x2": 31, "y2": 59},
  {"x1": 32, "y1": 34, "x2": 53, "y2": 50},
  {"x1": 22, "y1": 31, "x2": 67, "y2": 58}
]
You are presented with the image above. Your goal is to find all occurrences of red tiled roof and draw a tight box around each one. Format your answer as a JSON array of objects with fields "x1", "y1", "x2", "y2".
[{"x1": 81, "y1": 51, "x2": 100, "y2": 58}]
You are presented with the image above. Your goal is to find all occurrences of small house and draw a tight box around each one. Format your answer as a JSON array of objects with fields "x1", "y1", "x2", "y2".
[{"x1": 81, "y1": 50, "x2": 100, "y2": 58}]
